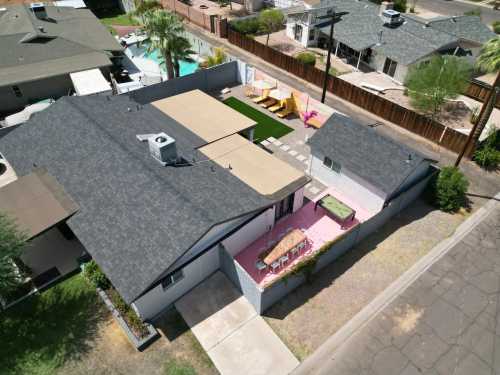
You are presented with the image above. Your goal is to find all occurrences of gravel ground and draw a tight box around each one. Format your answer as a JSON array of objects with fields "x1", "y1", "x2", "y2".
[
  {"x1": 58, "y1": 309, "x2": 216, "y2": 375},
  {"x1": 264, "y1": 198, "x2": 468, "y2": 361}
]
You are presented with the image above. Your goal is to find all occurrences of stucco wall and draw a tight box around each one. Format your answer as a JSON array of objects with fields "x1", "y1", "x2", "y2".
[
  {"x1": 293, "y1": 187, "x2": 305, "y2": 213},
  {"x1": 132, "y1": 246, "x2": 220, "y2": 320},
  {"x1": 0, "y1": 74, "x2": 74, "y2": 114},
  {"x1": 222, "y1": 208, "x2": 275, "y2": 257},
  {"x1": 310, "y1": 154, "x2": 386, "y2": 212}
]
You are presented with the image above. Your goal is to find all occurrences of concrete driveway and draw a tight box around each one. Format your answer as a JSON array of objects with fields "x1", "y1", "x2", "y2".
[{"x1": 175, "y1": 272, "x2": 299, "y2": 375}]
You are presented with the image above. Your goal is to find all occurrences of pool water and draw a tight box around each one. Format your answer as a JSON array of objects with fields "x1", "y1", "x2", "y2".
[{"x1": 142, "y1": 47, "x2": 199, "y2": 77}]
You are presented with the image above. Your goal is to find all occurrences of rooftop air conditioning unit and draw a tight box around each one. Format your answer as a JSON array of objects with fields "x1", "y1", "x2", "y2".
[
  {"x1": 382, "y1": 9, "x2": 402, "y2": 26},
  {"x1": 30, "y1": 2, "x2": 48, "y2": 20},
  {"x1": 148, "y1": 133, "x2": 178, "y2": 165}
]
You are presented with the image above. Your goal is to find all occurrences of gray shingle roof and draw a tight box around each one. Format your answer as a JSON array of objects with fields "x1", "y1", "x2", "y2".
[
  {"x1": 427, "y1": 15, "x2": 496, "y2": 45},
  {"x1": 317, "y1": 0, "x2": 492, "y2": 65},
  {"x1": 0, "y1": 95, "x2": 272, "y2": 303},
  {"x1": 307, "y1": 113, "x2": 429, "y2": 196},
  {"x1": 0, "y1": 5, "x2": 123, "y2": 86}
]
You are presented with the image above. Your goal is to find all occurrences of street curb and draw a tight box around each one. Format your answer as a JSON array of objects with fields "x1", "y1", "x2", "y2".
[{"x1": 293, "y1": 193, "x2": 500, "y2": 375}]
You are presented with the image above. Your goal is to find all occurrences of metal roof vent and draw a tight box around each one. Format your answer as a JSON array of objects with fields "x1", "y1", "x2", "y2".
[{"x1": 147, "y1": 132, "x2": 178, "y2": 166}]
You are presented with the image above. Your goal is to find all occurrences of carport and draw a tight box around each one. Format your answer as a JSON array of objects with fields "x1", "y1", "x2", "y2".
[{"x1": 175, "y1": 272, "x2": 299, "y2": 375}]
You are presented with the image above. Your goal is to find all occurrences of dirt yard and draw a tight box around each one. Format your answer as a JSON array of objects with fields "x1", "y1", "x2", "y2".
[
  {"x1": 263, "y1": 198, "x2": 468, "y2": 361},
  {"x1": 58, "y1": 309, "x2": 216, "y2": 375}
]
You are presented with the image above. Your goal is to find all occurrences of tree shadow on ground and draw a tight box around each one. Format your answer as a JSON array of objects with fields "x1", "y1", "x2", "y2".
[
  {"x1": 263, "y1": 198, "x2": 437, "y2": 320},
  {"x1": 0, "y1": 274, "x2": 107, "y2": 374}
]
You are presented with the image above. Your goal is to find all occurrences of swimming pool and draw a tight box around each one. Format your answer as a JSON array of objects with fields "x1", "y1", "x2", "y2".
[{"x1": 142, "y1": 48, "x2": 199, "y2": 77}]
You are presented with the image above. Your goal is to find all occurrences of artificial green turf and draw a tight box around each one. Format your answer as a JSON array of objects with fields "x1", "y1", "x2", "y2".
[
  {"x1": 223, "y1": 97, "x2": 294, "y2": 142},
  {"x1": 0, "y1": 274, "x2": 103, "y2": 375}
]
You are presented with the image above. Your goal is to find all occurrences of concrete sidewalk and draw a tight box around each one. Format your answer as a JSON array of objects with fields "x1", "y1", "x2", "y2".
[
  {"x1": 294, "y1": 192, "x2": 500, "y2": 374},
  {"x1": 175, "y1": 272, "x2": 299, "y2": 375}
]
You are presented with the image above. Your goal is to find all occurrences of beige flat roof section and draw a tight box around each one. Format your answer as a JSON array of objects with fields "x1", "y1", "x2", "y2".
[
  {"x1": 199, "y1": 134, "x2": 309, "y2": 199},
  {"x1": 0, "y1": 168, "x2": 79, "y2": 239},
  {"x1": 151, "y1": 90, "x2": 256, "y2": 143}
]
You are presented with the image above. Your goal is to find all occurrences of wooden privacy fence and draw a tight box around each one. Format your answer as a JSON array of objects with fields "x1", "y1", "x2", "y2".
[
  {"x1": 160, "y1": 0, "x2": 227, "y2": 37},
  {"x1": 464, "y1": 79, "x2": 500, "y2": 110},
  {"x1": 228, "y1": 29, "x2": 474, "y2": 156}
]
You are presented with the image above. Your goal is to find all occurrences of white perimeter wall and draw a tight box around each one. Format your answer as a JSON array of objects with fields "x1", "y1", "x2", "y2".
[
  {"x1": 310, "y1": 154, "x2": 386, "y2": 212},
  {"x1": 132, "y1": 247, "x2": 220, "y2": 320}
]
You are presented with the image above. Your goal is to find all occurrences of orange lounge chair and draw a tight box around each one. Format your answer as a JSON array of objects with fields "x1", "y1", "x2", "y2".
[
  {"x1": 277, "y1": 107, "x2": 293, "y2": 118},
  {"x1": 260, "y1": 98, "x2": 277, "y2": 108},
  {"x1": 268, "y1": 102, "x2": 284, "y2": 112},
  {"x1": 306, "y1": 117, "x2": 323, "y2": 129}
]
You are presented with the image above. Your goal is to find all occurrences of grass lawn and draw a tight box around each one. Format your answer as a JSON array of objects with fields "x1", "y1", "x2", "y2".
[
  {"x1": 223, "y1": 97, "x2": 294, "y2": 141},
  {"x1": 0, "y1": 273, "x2": 105, "y2": 375},
  {"x1": 98, "y1": 10, "x2": 141, "y2": 27}
]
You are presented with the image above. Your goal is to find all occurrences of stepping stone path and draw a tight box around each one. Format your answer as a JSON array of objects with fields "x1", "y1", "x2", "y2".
[
  {"x1": 273, "y1": 140, "x2": 283, "y2": 147},
  {"x1": 260, "y1": 140, "x2": 270, "y2": 147},
  {"x1": 280, "y1": 145, "x2": 291, "y2": 151},
  {"x1": 296, "y1": 154, "x2": 307, "y2": 162},
  {"x1": 289, "y1": 150, "x2": 298, "y2": 156}
]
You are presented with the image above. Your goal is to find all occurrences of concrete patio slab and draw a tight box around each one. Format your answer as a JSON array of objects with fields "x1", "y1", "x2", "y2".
[
  {"x1": 176, "y1": 272, "x2": 299, "y2": 375},
  {"x1": 273, "y1": 140, "x2": 283, "y2": 147},
  {"x1": 260, "y1": 140, "x2": 270, "y2": 146},
  {"x1": 175, "y1": 272, "x2": 255, "y2": 351},
  {"x1": 281, "y1": 145, "x2": 291, "y2": 151},
  {"x1": 209, "y1": 316, "x2": 299, "y2": 375},
  {"x1": 296, "y1": 154, "x2": 306, "y2": 161},
  {"x1": 289, "y1": 150, "x2": 298, "y2": 156}
]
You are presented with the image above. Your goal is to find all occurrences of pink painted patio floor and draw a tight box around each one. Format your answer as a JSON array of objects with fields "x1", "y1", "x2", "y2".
[{"x1": 234, "y1": 186, "x2": 378, "y2": 288}]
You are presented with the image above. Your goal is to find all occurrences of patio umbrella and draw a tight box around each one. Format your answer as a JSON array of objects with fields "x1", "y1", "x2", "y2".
[
  {"x1": 251, "y1": 80, "x2": 275, "y2": 90},
  {"x1": 269, "y1": 88, "x2": 292, "y2": 101}
]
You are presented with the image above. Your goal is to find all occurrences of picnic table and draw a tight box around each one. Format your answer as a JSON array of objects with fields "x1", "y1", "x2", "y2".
[
  {"x1": 315, "y1": 194, "x2": 356, "y2": 226},
  {"x1": 263, "y1": 229, "x2": 306, "y2": 265}
]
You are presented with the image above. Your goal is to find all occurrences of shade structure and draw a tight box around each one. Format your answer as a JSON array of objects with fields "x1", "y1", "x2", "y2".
[
  {"x1": 269, "y1": 88, "x2": 292, "y2": 101},
  {"x1": 252, "y1": 80, "x2": 275, "y2": 90}
]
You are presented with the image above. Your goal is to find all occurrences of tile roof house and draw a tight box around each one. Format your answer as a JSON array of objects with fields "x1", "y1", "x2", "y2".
[
  {"x1": 285, "y1": 0, "x2": 495, "y2": 82},
  {"x1": 307, "y1": 113, "x2": 433, "y2": 212},
  {"x1": 0, "y1": 90, "x2": 309, "y2": 319},
  {"x1": 0, "y1": 3, "x2": 123, "y2": 113}
]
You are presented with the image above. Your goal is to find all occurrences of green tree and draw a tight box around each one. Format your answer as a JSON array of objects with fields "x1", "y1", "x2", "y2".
[
  {"x1": 470, "y1": 38, "x2": 500, "y2": 145},
  {"x1": 405, "y1": 55, "x2": 472, "y2": 119},
  {"x1": 143, "y1": 9, "x2": 184, "y2": 80},
  {"x1": 0, "y1": 212, "x2": 28, "y2": 296},
  {"x1": 434, "y1": 166, "x2": 469, "y2": 212},
  {"x1": 217, "y1": 0, "x2": 232, "y2": 10},
  {"x1": 133, "y1": 0, "x2": 162, "y2": 21},
  {"x1": 258, "y1": 9, "x2": 284, "y2": 46},
  {"x1": 203, "y1": 47, "x2": 227, "y2": 68},
  {"x1": 171, "y1": 36, "x2": 196, "y2": 78}
]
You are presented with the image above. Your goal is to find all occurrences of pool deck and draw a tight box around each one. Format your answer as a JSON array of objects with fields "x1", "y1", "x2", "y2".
[{"x1": 234, "y1": 186, "x2": 377, "y2": 288}]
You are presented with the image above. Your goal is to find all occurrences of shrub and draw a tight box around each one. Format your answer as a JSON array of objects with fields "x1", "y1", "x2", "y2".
[
  {"x1": 231, "y1": 17, "x2": 260, "y2": 35},
  {"x1": 464, "y1": 8, "x2": 481, "y2": 17},
  {"x1": 296, "y1": 52, "x2": 316, "y2": 66},
  {"x1": 163, "y1": 359, "x2": 197, "y2": 375},
  {"x1": 83, "y1": 260, "x2": 111, "y2": 290},
  {"x1": 434, "y1": 166, "x2": 469, "y2": 212},
  {"x1": 473, "y1": 129, "x2": 500, "y2": 169},
  {"x1": 493, "y1": 21, "x2": 500, "y2": 34}
]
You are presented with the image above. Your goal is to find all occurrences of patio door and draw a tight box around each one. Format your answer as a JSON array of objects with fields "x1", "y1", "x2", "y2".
[
  {"x1": 294, "y1": 24, "x2": 303, "y2": 42},
  {"x1": 383, "y1": 57, "x2": 397, "y2": 77},
  {"x1": 275, "y1": 193, "x2": 295, "y2": 222}
]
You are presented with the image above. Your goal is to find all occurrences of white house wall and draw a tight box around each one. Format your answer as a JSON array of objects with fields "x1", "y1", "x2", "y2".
[
  {"x1": 222, "y1": 207, "x2": 275, "y2": 257},
  {"x1": 293, "y1": 187, "x2": 305, "y2": 213},
  {"x1": 310, "y1": 154, "x2": 386, "y2": 212},
  {"x1": 132, "y1": 247, "x2": 219, "y2": 320}
]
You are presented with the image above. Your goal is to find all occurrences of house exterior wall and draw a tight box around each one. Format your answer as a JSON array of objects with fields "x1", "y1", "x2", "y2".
[
  {"x1": 293, "y1": 187, "x2": 305, "y2": 213},
  {"x1": 310, "y1": 153, "x2": 386, "y2": 212},
  {"x1": 222, "y1": 208, "x2": 275, "y2": 257},
  {"x1": 118, "y1": 0, "x2": 136, "y2": 13},
  {"x1": 372, "y1": 52, "x2": 410, "y2": 84},
  {"x1": 132, "y1": 246, "x2": 220, "y2": 320},
  {"x1": 0, "y1": 74, "x2": 74, "y2": 114}
]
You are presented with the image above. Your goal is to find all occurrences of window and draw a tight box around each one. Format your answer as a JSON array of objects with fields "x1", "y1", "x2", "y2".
[
  {"x1": 294, "y1": 24, "x2": 303, "y2": 42},
  {"x1": 382, "y1": 58, "x2": 398, "y2": 78},
  {"x1": 161, "y1": 269, "x2": 184, "y2": 290},
  {"x1": 323, "y1": 156, "x2": 341, "y2": 173},
  {"x1": 275, "y1": 193, "x2": 295, "y2": 221},
  {"x1": 309, "y1": 29, "x2": 315, "y2": 41},
  {"x1": 12, "y1": 86, "x2": 22, "y2": 98}
]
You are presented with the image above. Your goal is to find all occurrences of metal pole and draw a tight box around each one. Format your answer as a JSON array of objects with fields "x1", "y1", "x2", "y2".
[{"x1": 321, "y1": 11, "x2": 335, "y2": 103}]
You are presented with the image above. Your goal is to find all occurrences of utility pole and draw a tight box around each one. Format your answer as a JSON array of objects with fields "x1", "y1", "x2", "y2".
[{"x1": 319, "y1": 11, "x2": 348, "y2": 103}]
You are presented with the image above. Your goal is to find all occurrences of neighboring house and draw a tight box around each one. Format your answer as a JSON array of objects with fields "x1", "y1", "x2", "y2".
[
  {"x1": 308, "y1": 113, "x2": 433, "y2": 213},
  {"x1": 0, "y1": 3, "x2": 123, "y2": 114},
  {"x1": 285, "y1": 0, "x2": 495, "y2": 83},
  {"x1": 0, "y1": 90, "x2": 309, "y2": 320}
]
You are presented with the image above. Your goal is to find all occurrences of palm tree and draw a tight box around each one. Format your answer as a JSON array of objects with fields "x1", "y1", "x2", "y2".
[
  {"x1": 143, "y1": 9, "x2": 184, "y2": 80},
  {"x1": 170, "y1": 37, "x2": 196, "y2": 78},
  {"x1": 203, "y1": 47, "x2": 227, "y2": 68},
  {"x1": 455, "y1": 37, "x2": 500, "y2": 166}
]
